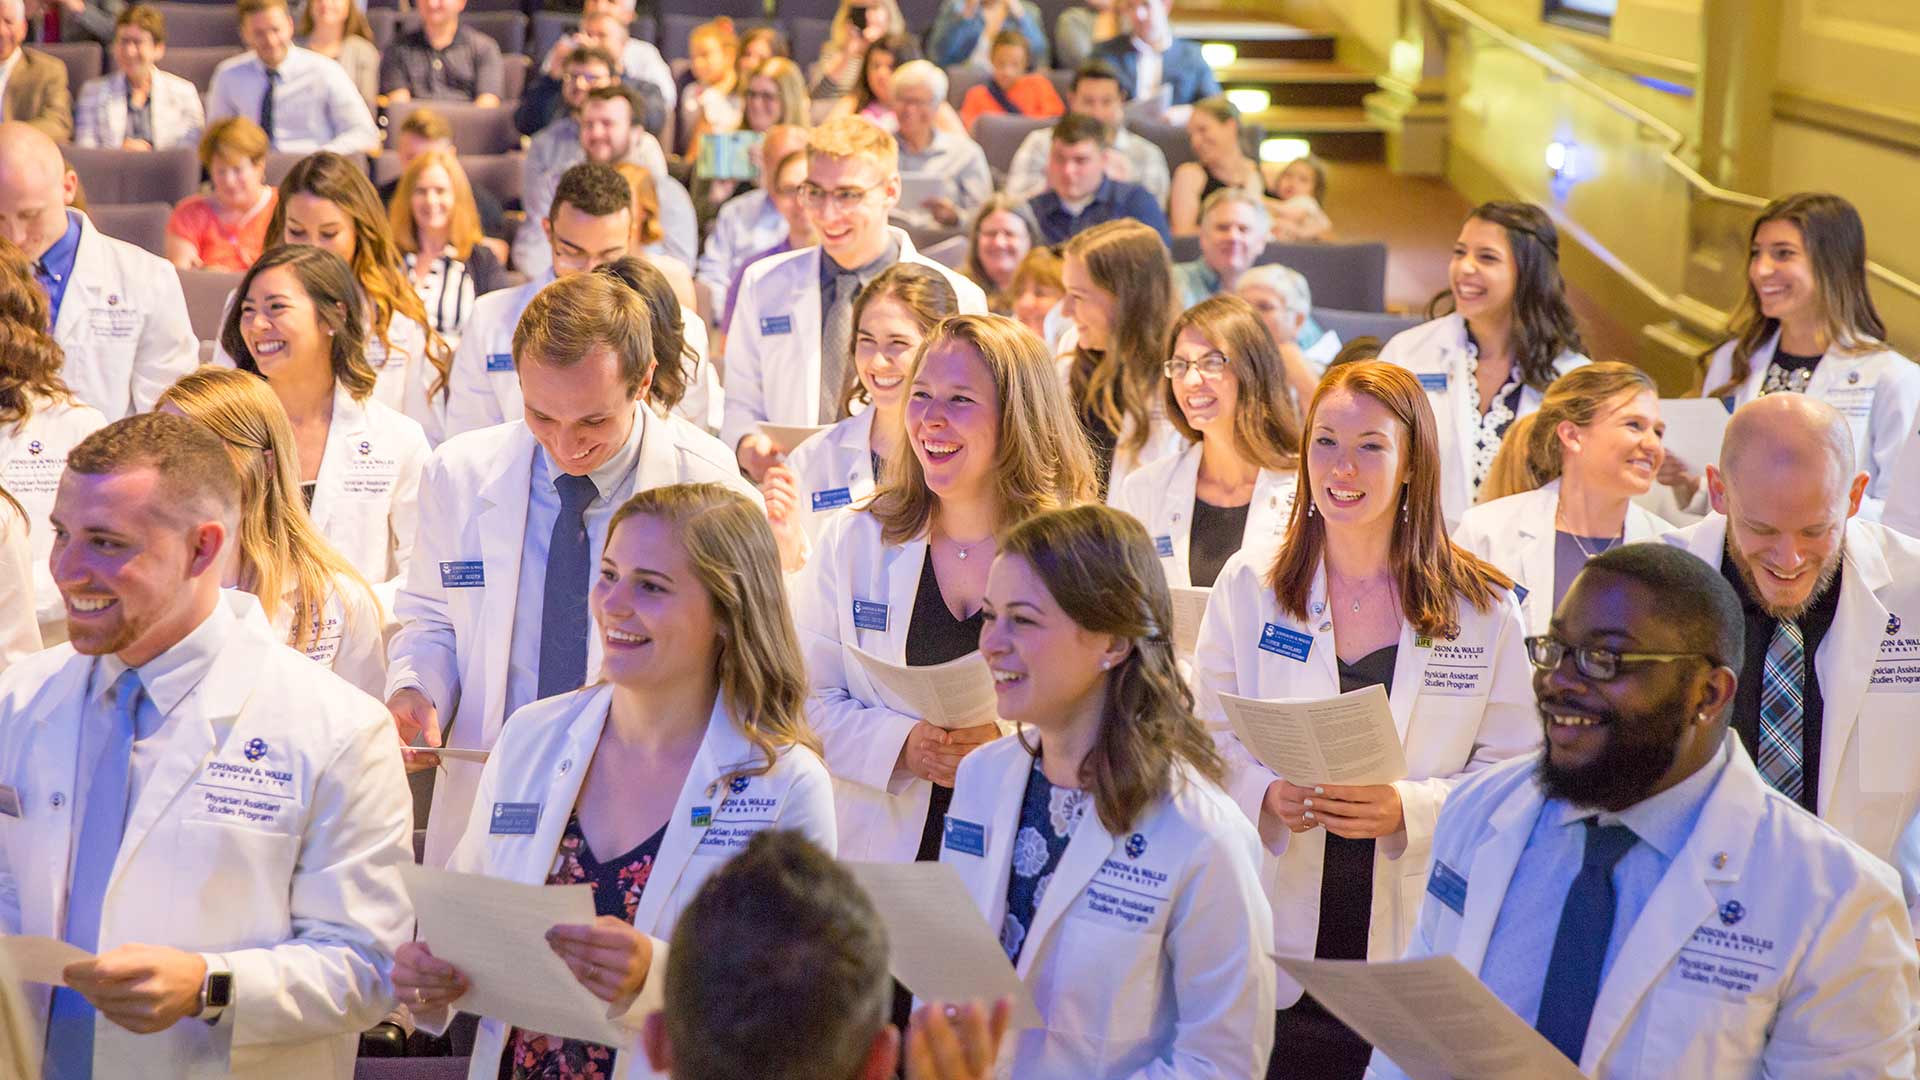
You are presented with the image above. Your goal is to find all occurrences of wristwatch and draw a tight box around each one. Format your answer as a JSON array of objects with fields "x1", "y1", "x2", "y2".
[{"x1": 199, "y1": 967, "x2": 234, "y2": 1023}]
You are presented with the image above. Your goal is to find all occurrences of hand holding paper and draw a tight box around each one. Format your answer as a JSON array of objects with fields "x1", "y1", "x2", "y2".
[
  {"x1": 758, "y1": 422, "x2": 831, "y2": 456},
  {"x1": 0, "y1": 935, "x2": 91, "y2": 986},
  {"x1": 1169, "y1": 586, "x2": 1209, "y2": 656},
  {"x1": 1220, "y1": 684, "x2": 1407, "y2": 786},
  {"x1": 1655, "y1": 398, "x2": 1731, "y2": 478},
  {"x1": 851, "y1": 646, "x2": 999, "y2": 730},
  {"x1": 848, "y1": 861, "x2": 1042, "y2": 1029}
]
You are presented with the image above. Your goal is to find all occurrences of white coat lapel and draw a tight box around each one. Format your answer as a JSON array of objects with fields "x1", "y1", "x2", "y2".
[
  {"x1": 1243, "y1": 468, "x2": 1298, "y2": 558},
  {"x1": 1814, "y1": 521, "x2": 1889, "y2": 814},
  {"x1": 1736, "y1": 333, "x2": 1776, "y2": 404},
  {"x1": 20, "y1": 659, "x2": 92, "y2": 947},
  {"x1": 630, "y1": 405, "x2": 677, "y2": 490},
  {"x1": 779, "y1": 251, "x2": 826, "y2": 427},
  {"x1": 1302, "y1": 565, "x2": 1340, "y2": 694},
  {"x1": 876, "y1": 535, "x2": 928, "y2": 662},
  {"x1": 1387, "y1": 619, "x2": 1423, "y2": 743},
  {"x1": 1516, "y1": 483, "x2": 1559, "y2": 631},
  {"x1": 629, "y1": 696, "x2": 744, "y2": 935},
  {"x1": 837, "y1": 408, "x2": 878, "y2": 500},
  {"x1": 1161, "y1": 445, "x2": 1201, "y2": 586},
  {"x1": 476, "y1": 428, "x2": 537, "y2": 741},
  {"x1": 307, "y1": 383, "x2": 368, "y2": 536},
  {"x1": 500, "y1": 688, "x2": 607, "y2": 884},
  {"x1": 1451, "y1": 776, "x2": 1543, "y2": 972},
  {"x1": 970, "y1": 748, "x2": 1033, "y2": 938},
  {"x1": 51, "y1": 218, "x2": 105, "y2": 345},
  {"x1": 1012, "y1": 794, "x2": 1112, "y2": 980}
]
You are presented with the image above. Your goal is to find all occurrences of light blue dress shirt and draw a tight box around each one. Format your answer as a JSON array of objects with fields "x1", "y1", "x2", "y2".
[{"x1": 205, "y1": 46, "x2": 378, "y2": 154}]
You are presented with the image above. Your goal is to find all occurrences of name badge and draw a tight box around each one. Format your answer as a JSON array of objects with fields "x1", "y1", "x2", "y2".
[
  {"x1": 1258, "y1": 623, "x2": 1312, "y2": 662},
  {"x1": 1154, "y1": 534, "x2": 1174, "y2": 558},
  {"x1": 486, "y1": 353, "x2": 515, "y2": 372},
  {"x1": 852, "y1": 599, "x2": 889, "y2": 632},
  {"x1": 489, "y1": 802, "x2": 540, "y2": 835},
  {"x1": 691, "y1": 806, "x2": 713, "y2": 827},
  {"x1": 811, "y1": 486, "x2": 853, "y2": 512},
  {"x1": 1416, "y1": 372, "x2": 1448, "y2": 393},
  {"x1": 943, "y1": 816, "x2": 987, "y2": 857},
  {"x1": 760, "y1": 314, "x2": 793, "y2": 336},
  {"x1": 1512, "y1": 583, "x2": 1529, "y2": 605},
  {"x1": 0, "y1": 784, "x2": 20, "y2": 818},
  {"x1": 440, "y1": 560, "x2": 485, "y2": 588},
  {"x1": 1427, "y1": 859, "x2": 1468, "y2": 915}
]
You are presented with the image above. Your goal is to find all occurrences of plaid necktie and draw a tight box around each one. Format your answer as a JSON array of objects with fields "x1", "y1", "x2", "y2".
[{"x1": 1757, "y1": 619, "x2": 1806, "y2": 802}]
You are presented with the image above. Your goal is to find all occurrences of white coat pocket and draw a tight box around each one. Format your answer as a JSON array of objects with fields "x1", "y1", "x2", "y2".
[
  {"x1": 1638, "y1": 986, "x2": 1771, "y2": 1075},
  {"x1": 1051, "y1": 915, "x2": 1164, "y2": 1042},
  {"x1": 170, "y1": 820, "x2": 301, "y2": 946},
  {"x1": 1857, "y1": 699, "x2": 1920, "y2": 793}
]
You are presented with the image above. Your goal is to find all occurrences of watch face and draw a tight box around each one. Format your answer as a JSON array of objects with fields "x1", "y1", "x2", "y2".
[{"x1": 205, "y1": 971, "x2": 234, "y2": 1008}]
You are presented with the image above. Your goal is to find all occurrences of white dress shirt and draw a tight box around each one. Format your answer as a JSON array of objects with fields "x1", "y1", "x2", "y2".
[{"x1": 206, "y1": 45, "x2": 379, "y2": 154}]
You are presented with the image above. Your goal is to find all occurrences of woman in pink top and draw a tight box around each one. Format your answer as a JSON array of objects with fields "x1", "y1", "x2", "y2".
[{"x1": 165, "y1": 116, "x2": 277, "y2": 273}]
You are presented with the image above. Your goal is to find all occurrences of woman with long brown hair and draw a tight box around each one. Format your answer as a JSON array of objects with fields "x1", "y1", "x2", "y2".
[
  {"x1": 393, "y1": 482, "x2": 834, "y2": 1079},
  {"x1": 944, "y1": 503, "x2": 1274, "y2": 1076},
  {"x1": 390, "y1": 148, "x2": 508, "y2": 350},
  {"x1": 1114, "y1": 294, "x2": 1301, "y2": 590},
  {"x1": 1191, "y1": 360, "x2": 1538, "y2": 1080}
]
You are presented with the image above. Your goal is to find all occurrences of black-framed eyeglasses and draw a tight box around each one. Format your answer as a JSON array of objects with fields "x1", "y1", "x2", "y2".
[{"x1": 1523, "y1": 635, "x2": 1713, "y2": 682}]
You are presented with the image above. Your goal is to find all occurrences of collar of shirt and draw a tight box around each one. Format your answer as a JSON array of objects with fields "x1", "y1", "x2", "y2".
[
  {"x1": 88, "y1": 596, "x2": 239, "y2": 720},
  {"x1": 37, "y1": 209, "x2": 83, "y2": 284},
  {"x1": 1181, "y1": 258, "x2": 1220, "y2": 294},
  {"x1": 1719, "y1": 535, "x2": 1845, "y2": 640},
  {"x1": 0, "y1": 48, "x2": 23, "y2": 85},
  {"x1": 820, "y1": 236, "x2": 901, "y2": 292},
  {"x1": 530, "y1": 403, "x2": 648, "y2": 507},
  {"x1": 252, "y1": 44, "x2": 317, "y2": 80},
  {"x1": 1550, "y1": 732, "x2": 1732, "y2": 861}
]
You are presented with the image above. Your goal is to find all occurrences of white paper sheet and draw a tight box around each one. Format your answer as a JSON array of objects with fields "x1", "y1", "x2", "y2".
[
  {"x1": 850, "y1": 645, "x2": 999, "y2": 730},
  {"x1": 1657, "y1": 398, "x2": 1732, "y2": 477},
  {"x1": 426, "y1": 747, "x2": 491, "y2": 764},
  {"x1": 847, "y1": 861, "x2": 1042, "y2": 1028},
  {"x1": 1169, "y1": 586, "x2": 1210, "y2": 656},
  {"x1": 758, "y1": 422, "x2": 831, "y2": 455},
  {"x1": 400, "y1": 864, "x2": 629, "y2": 1047},
  {"x1": 0, "y1": 936, "x2": 90, "y2": 985},
  {"x1": 1277, "y1": 955, "x2": 1586, "y2": 1080},
  {"x1": 1219, "y1": 685, "x2": 1407, "y2": 786},
  {"x1": 898, "y1": 173, "x2": 950, "y2": 212}
]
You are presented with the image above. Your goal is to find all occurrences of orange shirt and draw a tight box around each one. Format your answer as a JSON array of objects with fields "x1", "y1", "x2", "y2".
[
  {"x1": 960, "y1": 74, "x2": 1067, "y2": 134},
  {"x1": 166, "y1": 189, "x2": 278, "y2": 273}
]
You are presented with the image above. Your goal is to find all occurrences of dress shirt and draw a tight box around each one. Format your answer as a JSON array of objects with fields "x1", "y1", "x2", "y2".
[
  {"x1": 695, "y1": 188, "x2": 787, "y2": 299},
  {"x1": 818, "y1": 239, "x2": 900, "y2": 323},
  {"x1": 1720, "y1": 544, "x2": 1841, "y2": 814},
  {"x1": 1027, "y1": 176, "x2": 1170, "y2": 244},
  {"x1": 379, "y1": 24, "x2": 504, "y2": 102},
  {"x1": 1131, "y1": 36, "x2": 1163, "y2": 104},
  {"x1": 1005, "y1": 125, "x2": 1171, "y2": 204},
  {"x1": 513, "y1": 118, "x2": 669, "y2": 267},
  {"x1": 1478, "y1": 736, "x2": 1731, "y2": 1029},
  {"x1": 892, "y1": 130, "x2": 994, "y2": 233},
  {"x1": 0, "y1": 48, "x2": 21, "y2": 105},
  {"x1": 503, "y1": 406, "x2": 646, "y2": 720},
  {"x1": 206, "y1": 45, "x2": 379, "y2": 154},
  {"x1": 34, "y1": 210, "x2": 82, "y2": 324}
]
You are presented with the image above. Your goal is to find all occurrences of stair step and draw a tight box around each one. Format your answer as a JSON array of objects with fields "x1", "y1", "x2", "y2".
[
  {"x1": 1243, "y1": 105, "x2": 1385, "y2": 162},
  {"x1": 1173, "y1": 19, "x2": 1337, "y2": 60},
  {"x1": 1215, "y1": 59, "x2": 1376, "y2": 108}
]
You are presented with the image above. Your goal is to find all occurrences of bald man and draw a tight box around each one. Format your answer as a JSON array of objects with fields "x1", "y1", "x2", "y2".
[
  {"x1": 0, "y1": 0, "x2": 72, "y2": 141},
  {"x1": 0, "y1": 122, "x2": 196, "y2": 418},
  {"x1": 1657, "y1": 392, "x2": 1920, "y2": 926}
]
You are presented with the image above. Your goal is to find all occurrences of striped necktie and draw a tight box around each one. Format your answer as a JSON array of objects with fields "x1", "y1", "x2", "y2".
[{"x1": 1756, "y1": 619, "x2": 1806, "y2": 802}]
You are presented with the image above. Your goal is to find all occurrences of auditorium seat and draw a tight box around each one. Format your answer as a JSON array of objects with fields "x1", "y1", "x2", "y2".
[
  {"x1": 178, "y1": 268, "x2": 242, "y2": 345},
  {"x1": 921, "y1": 234, "x2": 968, "y2": 270},
  {"x1": 1314, "y1": 307, "x2": 1423, "y2": 344},
  {"x1": 375, "y1": 11, "x2": 528, "y2": 55},
  {"x1": 946, "y1": 65, "x2": 990, "y2": 110},
  {"x1": 1129, "y1": 117, "x2": 1196, "y2": 173},
  {"x1": 150, "y1": 2, "x2": 243, "y2": 48},
  {"x1": 63, "y1": 145, "x2": 200, "y2": 206},
  {"x1": 87, "y1": 202, "x2": 174, "y2": 258},
  {"x1": 374, "y1": 151, "x2": 525, "y2": 211},
  {"x1": 501, "y1": 54, "x2": 531, "y2": 103},
  {"x1": 41, "y1": 41, "x2": 102, "y2": 96},
  {"x1": 1167, "y1": 238, "x2": 1391, "y2": 314},
  {"x1": 383, "y1": 101, "x2": 523, "y2": 157},
  {"x1": 974, "y1": 112, "x2": 1050, "y2": 175},
  {"x1": 156, "y1": 45, "x2": 240, "y2": 95}
]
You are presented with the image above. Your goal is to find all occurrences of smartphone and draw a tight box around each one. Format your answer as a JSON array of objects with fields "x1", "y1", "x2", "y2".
[{"x1": 849, "y1": 4, "x2": 869, "y2": 32}]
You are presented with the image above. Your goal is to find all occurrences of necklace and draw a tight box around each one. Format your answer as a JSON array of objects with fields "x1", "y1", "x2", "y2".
[
  {"x1": 1567, "y1": 531, "x2": 1620, "y2": 560},
  {"x1": 1329, "y1": 572, "x2": 1392, "y2": 614},
  {"x1": 948, "y1": 534, "x2": 993, "y2": 560}
]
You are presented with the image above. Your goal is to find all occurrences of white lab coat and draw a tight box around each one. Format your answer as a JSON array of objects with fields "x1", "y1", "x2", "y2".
[
  {"x1": 1, "y1": 396, "x2": 107, "y2": 633},
  {"x1": 942, "y1": 735, "x2": 1276, "y2": 1078},
  {"x1": 306, "y1": 383, "x2": 431, "y2": 611},
  {"x1": 1190, "y1": 551, "x2": 1540, "y2": 1006},
  {"x1": 440, "y1": 270, "x2": 721, "y2": 438},
  {"x1": 1660, "y1": 513, "x2": 1920, "y2": 921},
  {"x1": 1377, "y1": 313, "x2": 1590, "y2": 526},
  {"x1": 720, "y1": 228, "x2": 988, "y2": 452},
  {"x1": 1371, "y1": 739, "x2": 1920, "y2": 1079},
  {"x1": 1453, "y1": 480, "x2": 1671, "y2": 633},
  {"x1": 783, "y1": 406, "x2": 881, "y2": 555},
  {"x1": 414, "y1": 683, "x2": 836, "y2": 1079},
  {"x1": 0, "y1": 498, "x2": 37, "y2": 671},
  {"x1": 386, "y1": 414, "x2": 760, "y2": 865},
  {"x1": 52, "y1": 213, "x2": 199, "y2": 421},
  {"x1": 1699, "y1": 334, "x2": 1920, "y2": 521},
  {"x1": 265, "y1": 571, "x2": 388, "y2": 700},
  {"x1": 0, "y1": 592, "x2": 414, "y2": 1079},
  {"x1": 1111, "y1": 441, "x2": 1299, "y2": 588}
]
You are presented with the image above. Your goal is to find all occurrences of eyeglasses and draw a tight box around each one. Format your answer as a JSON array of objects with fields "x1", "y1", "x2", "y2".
[
  {"x1": 799, "y1": 180, "x2": 887, "y2": 212},
  {"x1": 744, "y1": 89, "x2": 781, "y2": 103},
  {"x1": 1162, "y1": 355, "x2": 1230, "y2": 380},
  {"x1": 1523, "y1": 635, "x2": 1713, "y2": 682}
]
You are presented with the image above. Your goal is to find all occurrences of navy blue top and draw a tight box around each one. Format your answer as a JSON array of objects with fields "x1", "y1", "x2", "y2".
[
  {"x1": 35, "y1": 210, "x2": 83, "y2": 324},
  {"x1": 1000, "y1": 757, "x2": 1091, "y2": 963},
  {"x1": 1028, "y1": 177, "x2": 1172, "y2": 246}
]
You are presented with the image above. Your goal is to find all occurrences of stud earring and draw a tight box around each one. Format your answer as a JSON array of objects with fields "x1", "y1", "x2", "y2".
[{"x1": 1401, "y1": 495, "x2": 1410, "y2": 523}]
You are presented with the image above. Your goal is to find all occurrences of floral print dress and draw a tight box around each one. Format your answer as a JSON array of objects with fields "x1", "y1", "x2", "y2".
[
  {"x1": 1000, "y1": 759, "x2": 1091, "y2": 964},
  {"x1": 498, "y1": 814, "x2": 667, "y2": 1080}
]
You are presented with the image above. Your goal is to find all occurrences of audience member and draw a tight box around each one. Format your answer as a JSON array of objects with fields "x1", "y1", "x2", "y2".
[
  {"x1": 1091, "y1": 0, "x2": 1220, "y2": 111},
  {"x1": 380, "y1": 0, "x2": 504, "y2": 108},
  {"x1": 960, "y1": 192, "x2": 1035, "y2": 314},
  {"x1": 1236, "y1": 262, "x2": 1340, "y2": 409},
  {"x1": 208, "y1": 0, "x2": 379, "y2": 154},
  {"x1": 0, "y1": 122, "x2": 196, "y2": 419},
  {"x1": 518, "y1": 42, "x2": 620, "y2": 183},
  {"x1": 1026, "y1": 113, "x2": 1169, "y2": 245},
  {"x1": 812, "y1": 0, "x2": 907, "y2": 108},
  {"x1": 0, "y1": 0, "x2": 72, "y2": 140},
  {"x1": 696, "y1": 123, "x2": 809, "y2": 319},
  {"x1": 156, "y1": 365, "x2": 388, "y2": 696},
  {"x1": 1170, "y1": 96, "x2": 1284, "y2": 237},
  {"x1": 1006, "y1": 243, "x2": 1062, "y2": 338},
  {"x1": 517, "y1": 83, "x2": 685, "y2": 272},
  {"x1": 391, "y1": 148, "x2": 507, "y2": 350},
  {"x1": 723, "y1": 115, "x2": 986, "y2": 480},
  {"x1": 1060, "y1": 219, "x2": 1181, "y2": 498},
  {"x1": 516, "y1": 17, "x2": 655, "y2": 138},
  {"x1": 717, "y1": 144, "x2": 815, "y2": 339},
  {"x1": 1173, "y1": 187, "x2": 1269, "y2": 306},
  {"x1": 830, "y1": 30, "x2": 914, "y2": 132},
  {"x1": 297, "y1": 0, "x2": 380, "y2": 106},
  {"x1": 1006, "y1": 61, "x2": 1169, "y2": 204},
  {"x1": 957, "y1": 28, "x2": 1065, "y2": 134},
  {"x1": 1052, "y1": 0, "x2": 1119, "y2": 71},
  {"x1": 24, "y1": 0, "x2": 118, "y2": 45},
  {"x1": 165, "y1": 117, "x2": 276, "y2": 272},
  {"x1": 929, "y1": 0, "x2": 1051, "y2": 70},
  {"x1": 0, "y1": 482, "x2": 33, "y2": 667},
  {"x1": 74, "y1": 5, "x2": 204, "y2": 150},
  {"x1": 580, "y1": 0, "x2": 676, "y2": 122},
  {"x1": 1269, "y1": 154, "x2": 1333, "y2": 241},
  {"x1": 612, "y1": 160, "x2": 697, "y2": 309},
  {"x1": 676, "y1": 16, "x2": 743, "y2": 156},
  {"x1": 375, "y1": 107, "x2": 509, "y2": 248},
  {"x1": 890, "y1": 61, "x2": 992, "y2": 234}
]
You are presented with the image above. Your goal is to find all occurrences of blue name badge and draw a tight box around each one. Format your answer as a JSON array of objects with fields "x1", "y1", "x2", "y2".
[
  {"x1": 485, "y1": 352, "x2": 515, "y2": 372},
  {"x1": 489, "y1": 801, "x2": 540, "y2": 835},
  {"x1": 760, "y1": 314, "x2": 793, "y2": 336},
  {"x1": 1427, "y1": 859, "x2": 1468, "y2": 915},
  {"x1": 1417, "y1": 372, "x2": 1449, "y2": 393},
  {"x1": 1258, "y1": 623, "x2": 1313, "y2": 662},
  {"x1": 1154, "y1": 534, "x2": 1175, "y2": 558},
  {"x1": 943, "y1": 817, "x2": 987, "y2": 857},
  {"x1": 811, "y1": 486, "x2": 853, "y2": 512},
  {"x1": 852, "y1": 599, "x2": 889, "y2": 632},
  {"x1": 1513, "y1": 583, "x2": 1530, "y2": 605},
  {"x1": 440, "y1": 560, "x2": 485, "y2": 588}
]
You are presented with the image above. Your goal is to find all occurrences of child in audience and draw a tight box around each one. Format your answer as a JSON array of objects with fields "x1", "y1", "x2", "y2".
[
  {"x1": 678, "y1": 17, "x2": 744, "y2": 156},
  {"x1": 958, "y1": 28, "x2": 1066, "y2": 134},
  {"x1": 1269, "y1": 155, "x2": 1332, "y2": 242},
  {"x1": 1008, "y1": 245, "x2": 1064, "y2": 339}
]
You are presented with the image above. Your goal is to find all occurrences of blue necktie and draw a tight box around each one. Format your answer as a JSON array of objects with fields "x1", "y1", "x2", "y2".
[
  {"x1": 45, "y1": 669, "x2": 144, "y2": 1080},
  {"x1": 1756, "y1": 620, "x2": 1806, "y2": 803},
  {"x1": 537, "y1": 472, "x2": 600, "y2": 700},
  {"x1": 1535, "y1": 820, "x2": 1639, "y2": 1064}
]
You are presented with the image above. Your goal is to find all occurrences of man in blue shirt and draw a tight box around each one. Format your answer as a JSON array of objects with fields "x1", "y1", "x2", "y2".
[{"x1": 1025, "y1": 113, "x2": 1169, "y2": 246}]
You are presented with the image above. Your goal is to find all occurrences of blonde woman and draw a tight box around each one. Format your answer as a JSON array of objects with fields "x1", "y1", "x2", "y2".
[
  {"x1": 392, "y1": 483, "x2": 835, "y2": 1080},
  {"x1": 158, "y1": 367, "x2": 387, "y2": 695},
  {"x1": 390, "y1": 148, "x2": 508, "y2": 351}
]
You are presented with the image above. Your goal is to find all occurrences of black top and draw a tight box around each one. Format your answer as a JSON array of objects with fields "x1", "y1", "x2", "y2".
[
  {"x1": 1077, "y1": 401, "x2": 1119, "y2": 498},
  {"x1": 1188, "y1": 497, "x2": 1250, "y2": 589},
  {"x1": 1312, "y1": 644, "x2": 1396, "y2": 967},
  {"x1": 1719, "y1": 542, "x2": 1842, "y2": 814},
  {"x1": 1199, "y1": 168, "x2": 1284, "y2": 204},
  {"x1": 300, "y1": 480, "x2": 316, "y2": 511},
  {"x1": 906, "y1": 548, "x2": 988, "y2": 862}
]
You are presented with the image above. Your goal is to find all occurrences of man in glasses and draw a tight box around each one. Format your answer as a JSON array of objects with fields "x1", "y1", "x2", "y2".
[
  {"x1": 1659, "y1": 392, "x2": 1920, "y2": 925},
  {"x1": 723, "y1": 114, "x2": 988, "y2": 482},
  {"x1": 1374, "y1": 541, "x2": 1918, "y2": 1077}
]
